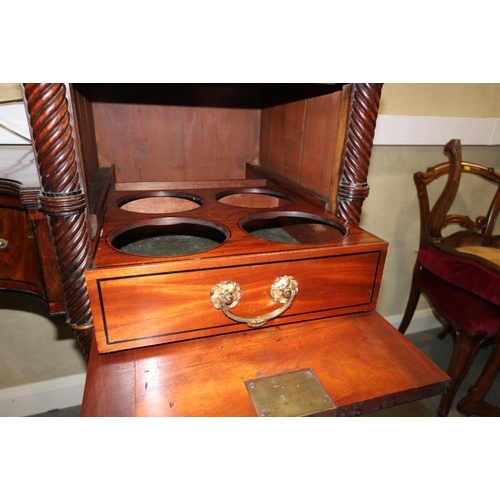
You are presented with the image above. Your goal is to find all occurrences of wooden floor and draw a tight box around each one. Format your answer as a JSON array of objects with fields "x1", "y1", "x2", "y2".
[{"x1": 367, "y1": 327, "x2": 500, "y2": 417}]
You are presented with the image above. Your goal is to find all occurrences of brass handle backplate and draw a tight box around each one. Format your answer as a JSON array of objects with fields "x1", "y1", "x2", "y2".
[{"x1": 210, "y1": 275, "x2": 298, "y2": 328}]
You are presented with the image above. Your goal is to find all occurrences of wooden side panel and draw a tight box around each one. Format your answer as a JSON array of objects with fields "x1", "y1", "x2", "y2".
[
  {"x1": 70, "y1": 86, "x2": 100, "y2": 189},
  {"x1": 300, "y1": 92, "x2": 341, "y2": 198},
  {"x1": 328, "y1": 85, "x2": 351, "y2": 215},
  {"x1": 260, "y1": 92, "x2": 342, "y2": 199},
  {"x1": 260, "y1": 100, "x2": 305, "y2": 183},
  {"x1": 91, "y1": 103, "x2": 260, "y2": 183}
]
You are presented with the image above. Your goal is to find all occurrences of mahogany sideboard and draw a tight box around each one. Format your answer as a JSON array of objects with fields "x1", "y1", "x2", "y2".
[{"x1": 1, "y1": 83, "x2": 450, "y2": 416}]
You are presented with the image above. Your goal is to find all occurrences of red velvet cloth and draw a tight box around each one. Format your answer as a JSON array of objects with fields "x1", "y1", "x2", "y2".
[
  {"x1": 420, "y1": 269, "x2": 500, "y2": 338},
  {"x1": 417, "y1": 246, "x2": 500, "y2": 338},
  {"x1": 418, "y1": 246, "x2": 500, "y2": 308}
]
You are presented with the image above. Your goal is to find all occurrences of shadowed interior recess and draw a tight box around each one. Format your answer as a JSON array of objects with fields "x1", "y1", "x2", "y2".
[
  {"x1": 110, "y1": 219, "x2": 228, "y2": 257},
  {"x1": 242, "y1": 212, "x2": 346, "y2": 244}
]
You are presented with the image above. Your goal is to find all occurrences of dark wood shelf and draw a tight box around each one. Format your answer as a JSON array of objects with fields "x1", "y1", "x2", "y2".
[{"x1": 72, "y1": 83, "x2": 345, "y2": 109}]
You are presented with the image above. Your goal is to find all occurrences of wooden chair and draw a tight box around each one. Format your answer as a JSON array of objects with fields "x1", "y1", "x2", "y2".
[{"x1": 399, "y1": 139, "x2": 500, "y2": 416}]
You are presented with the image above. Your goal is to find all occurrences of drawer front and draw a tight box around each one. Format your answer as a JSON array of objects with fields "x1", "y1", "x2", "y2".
[{"x1": 91, "y1": 251, "x2": 384, "y2": 352}]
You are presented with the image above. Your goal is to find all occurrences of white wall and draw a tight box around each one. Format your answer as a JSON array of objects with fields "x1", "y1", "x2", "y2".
[
  {"x1": 364, "y1": 84, "x2": 500, "y2": 323},
  {"x1": 362, "y1": 144, "x2": 500, "y2": 321}
]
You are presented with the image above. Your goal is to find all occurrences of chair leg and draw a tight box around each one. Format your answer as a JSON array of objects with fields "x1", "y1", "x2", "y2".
[
  {"x1": 457, "y1": 335, "x2": 500, "y2": 417},
  {"x1": 399, "y1": 262, "x2": 422, "y2": 334},
  {"x1": 437, "y1": 323, "x2": 453, "y2": 339},
  {"x1": 438, "y1": 329, "x2": 483, "y2": 417}
]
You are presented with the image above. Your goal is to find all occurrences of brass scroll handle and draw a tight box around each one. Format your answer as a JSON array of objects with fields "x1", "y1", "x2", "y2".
[{"x1": 210, "y1": 275, "x2": 298, "y2": 328}]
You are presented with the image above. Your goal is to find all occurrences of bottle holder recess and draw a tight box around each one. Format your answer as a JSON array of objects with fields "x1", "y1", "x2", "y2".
[{"x1": 100, "y1": 185, "x2": 348, "y2": 264}]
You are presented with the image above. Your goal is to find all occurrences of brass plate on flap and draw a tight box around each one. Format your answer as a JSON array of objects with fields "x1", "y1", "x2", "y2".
[{"x1": 245, "y1": 369, "x2": 335, "y2": 417}]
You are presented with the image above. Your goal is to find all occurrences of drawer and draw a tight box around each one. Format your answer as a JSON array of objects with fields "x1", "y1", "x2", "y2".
[{"x1": 90, "y1": 250, "x2": 385, "y2": 352}]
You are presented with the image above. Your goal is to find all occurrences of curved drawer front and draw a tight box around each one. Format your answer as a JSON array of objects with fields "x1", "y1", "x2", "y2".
[
  {"x1": 0, "y1": 204, "x2": 45, "y2": 297},
  {"x1": 90, "y1": 251, "x2": 384, "y2": 352}
]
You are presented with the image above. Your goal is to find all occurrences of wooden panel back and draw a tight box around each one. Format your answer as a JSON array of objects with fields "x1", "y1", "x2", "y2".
[{"x1": 91, "y1": 103, "x2": 260, "y2": 183}]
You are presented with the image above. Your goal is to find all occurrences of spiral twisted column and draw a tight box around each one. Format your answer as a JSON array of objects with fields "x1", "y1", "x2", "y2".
[
  {"x1": 23, "y1": 83, "x2": 93, "y2": 359},
  {"x1": 337, "y1": 83, "x2": 383, "y2": 226}
]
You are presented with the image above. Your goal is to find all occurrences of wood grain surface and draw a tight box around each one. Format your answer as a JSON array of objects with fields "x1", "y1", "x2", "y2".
[{"x1": 81, "y1": 311, "x2": 450, "y2": 417}]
